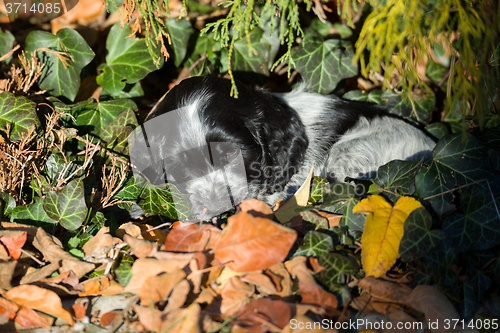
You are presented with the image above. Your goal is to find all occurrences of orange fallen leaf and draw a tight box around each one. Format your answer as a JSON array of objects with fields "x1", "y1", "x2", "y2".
[
  {"x1": 82, "y1": 226, "x2": 115, "y2": 256},
  {"x1": 100, "y1": 310, "x2": 122, "y2": 328},
  {"x1": 140, "y1": 269, "x2": 186, "y2": 306},
  {"x1": 236, "y1": 199, "x2": 274, "y2": 219},
  {"x1": 125, "y1": 257, "x2": 192, "y2": 294},
  {"x1": 299, "y1": 281, "x2": 338, "y2": 312},
  {"x1": 0, "y1": 296, "x2": 19, "y2": 320},
  {"x1": 214, "y1": 212, "x2": 297, "y2": 272},
  {"x1": 220, "y1": 276, "x2": 255, "y2": 315},
  {"x1": 124, "y1": 234, "x2": 157, "y2": 258},
  {"x1": 164, "y1": 279, "x2": 190, "y2": 312},
  {"x1": 0, "y1": 230, "x2": 27, "y2": 259},
  {"x1": 165, "y1": 222, "x2": 221, "y2": 252},
  {"x1": 240, "y1": 272, "x2": 279, "y2": 295},
  {"x1": 72, "y1": 299, "x2": 89, "y2": 322},
  {"x1": 15, "y1": 306, "x2": 54, "y2": 328},
  {"x1": 0, "y1": 260, "x2": 17, "y2": 290},
  {"x1": 4, "y1": 285, "x2": 75, "y2": 326},
  {"x1": 234, "y1": 298, "x2": 292, "y2": 332}
]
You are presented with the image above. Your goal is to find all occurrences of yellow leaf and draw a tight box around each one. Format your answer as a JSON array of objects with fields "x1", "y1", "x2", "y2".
[{"x1": 354, "y1": 195, "x2": 422, "y2": 278}]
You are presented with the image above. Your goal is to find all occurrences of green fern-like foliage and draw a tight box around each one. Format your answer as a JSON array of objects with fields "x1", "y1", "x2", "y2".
[
  {"x1": 354, "y1": 0, "x2": 500, "y2": 125},
  {"x1": 202, "y1": 0, "x2": 312, "y2": 97}
]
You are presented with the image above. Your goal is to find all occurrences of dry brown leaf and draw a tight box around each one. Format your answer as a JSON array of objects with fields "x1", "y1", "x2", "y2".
[
  {"x1": 0, "y1": 230, "x2": 27, "y2": 259},
  {"x1": 0, "y1": 260, "x2": 17, "y2": 289},
  {"x1": 358, "y1": 277, "x2": 412, "y2": 303},
  {"x1": 4, "y1": 285, "x2": 75, "y2": 326},
  {"x1": 125, "y1": 257, "x2": 192, "y2": 294},
  {"x1": 240, "y1": 272, "x2": 279, "y2": 295},
  {"x1": 299, "y1": 280, "x2": 338, "y2": 311},
  {"x1": 283, "y1": 314, "x2": 338, "y2": 333},
  {"x1": 403, "y1": 285, "x2": 459, "y2": 333},
  {"x1": 20, "y1": 262, "x2": 60, "y2": 285},
  {"x1": 165, "y1": 222, "x2": 221, "y2": 252},
  {"x1": 266, "y1": 262, "x2": 292, "y2": 297},
  {"x1": 78, "y1": 275, "x2": 124, "y2": 296},
  {"x1": 15, "y1": 306, "x2": 55, "y2": 328},
  {"x1": 139, "y1": 269, "x2": 186, "y2": 306},
  {"x1": 236, "y1": 199, "x2": 274, "y2": 219},
  {"x1": 233, "y1": 298, "x2": 292, "y2": 332},
  {"x1": 51, "y1": 0, "x2": 106, "y2": 33},
  {"x1": 82, "y1": 226, "x2": 114, "y2": 256},
  {"x1": 220, "y1": 276, "x2": 255, "y2": 315},
  {"x1": 0, "y1": 241, "x2": 10, "y2": 259},
  {"x1": 117, "y1": 222, "x2": 145, "y2": 239},
  {"x1": 285, "y1": 256, "x2": 317, "y2": 285},
  {"x1": 33, "y1": 228, "x2": 94, "y2": 278},
  {"x1": 100, "y1": 310, "x2": 122, "y2": 328},
  {"x1": 0, "y1": 296, "x2": 19, "y2": 320},
  {"x1": 124, "y1": 234, "x2": 157, "y2": 258},
  {"x1": 214, "y1": 212, "x2": 297, "y2": 272},
  {"x1": 72, "y1": 299, "x2": 89, "y2": 322},
  {"x1": 134, "y1": 305, "x2": 164, "y2": 332},
  {"x1": 1, "y1": 222, "x2": 38, "y2": 240},
  {"x1": 117, "y1": 222, "x2": 168, "y2": 243},
  {"x1": 164, "y1": 279, "x2": 190, "y2": 312},
  {"x1": 385, "y1": 310, "x2": 419, "y2": 333}
]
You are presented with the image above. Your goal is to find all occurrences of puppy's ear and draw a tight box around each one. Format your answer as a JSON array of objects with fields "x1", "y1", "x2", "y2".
[{"x1": 256, "y1": 100, "x2": 308, "y2": 194}]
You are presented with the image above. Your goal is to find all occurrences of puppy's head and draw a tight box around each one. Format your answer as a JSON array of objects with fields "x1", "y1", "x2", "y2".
[{"x1": 129, "y1": 76, "x2": 308, "y2": 219}]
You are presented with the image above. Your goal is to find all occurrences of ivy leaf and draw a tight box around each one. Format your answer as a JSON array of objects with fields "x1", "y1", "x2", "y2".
[
  {"x1": 0, "y1": 29, "x2": 15, "y2": 65},
  {"x1": 294, "y1": 231, "x2": 333, "y2": 257},
  {"x1": 399, "y1": 207, "x2": 445, "y2": 262},
  {"x1": 66, "y1": 99, "x2": 138, "y2": 138},
  {"x1": 425, "y1": 122, "x2": 449, "y2": 139},
  {"x1": 138, "y1": 184, "x2": 191, "y2": 220},
  {"x1": 308, "y1": 177, "x2": 329, "y2": 205},
  {"x1": 382, "y1": 89, "x2": 435, "y2": 123},
  {"x1": 43, "y1": 179, "x2": 88, "y2": 231},
  {"x1": 0, "y1": 92, "x2": 40, "y2": 140},
  {"x1": 318, "y1": 253, "x2": 359, "y2": 290},
  {"x1": 100, "y1": 108, "x2": 138, "y2": 154},
  {"x1": 166, "y1": 18, "x2": 195, "y2": 67},
  {"x1": 224, "y1": 28, "x2": 270, "y2": 75},
  {"x1": 343, "y1": 89, "x2": 382, "y2": 104},
  {"x1": 115, "y1": 255, "x2": 134, "y2": 286},
  {"x1": 426, "y1": 58, "x2": 449, "y2": 84},
  {"x1": 374, "y1": 158, "x2": 424, "y2": 202},
  {"x1": 354, "y1": 195, "x2": 422, "y2": 278},
  {"x1": 293, "y1": 39, "x2": 357, "y2": 94},
  {"x1": 340, "y1": 198, "x2": 366, "y2": 233},
  {"x1": 415, "y1": 133, "x2": 493, "y2": 217},
  {"x1": 97, "y1": 23, "x2": 163, "y2": 95},
  {"x1": 25, "y1": 28, "x2": 95, "y2": 101},
  {"x1": 0, "y1": 192, "x2": 15, "y2": 218},
  {"x1": 442, "y1": 185, "x2": 500, "y2": 251}
]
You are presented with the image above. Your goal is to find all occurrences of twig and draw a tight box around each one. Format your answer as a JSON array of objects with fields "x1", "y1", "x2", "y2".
[{"x1": 0, "y1": 44, "x2": 20, "y2": 63}]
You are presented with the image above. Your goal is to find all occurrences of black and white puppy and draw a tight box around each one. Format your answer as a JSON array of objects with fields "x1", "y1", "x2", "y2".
[{"x1": 129, "y1": 76, "x2": 435, "y2": 218}]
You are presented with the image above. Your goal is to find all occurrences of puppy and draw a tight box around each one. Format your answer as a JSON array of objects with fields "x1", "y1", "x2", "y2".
[{"x1": 128, "y1": 76, "x2": 436, "y2": 218}]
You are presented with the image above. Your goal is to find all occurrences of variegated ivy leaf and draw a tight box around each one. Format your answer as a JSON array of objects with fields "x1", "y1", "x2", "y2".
[
  {"x1": 10, "y1": 197, "x2": 56, "y2": 226},
  {"x1": 97, "y1": 23, "x2": 163, "y2": 95},
  {"x1": 43, "y1": 179, "x2": 88, "y2": 230},
  {"x1": 166, "y1": 18, "x2": 195, "y2": 67},
  {"x1": 0, "y1": 92, "x2": 40, "y2": 140},
  {"x1": 293, "y1": 38, "x2": 357, "y2": 94},
  {"x1": 100, "y1": 108, "x2": 138, "y2": 154},
  {"x1": 25, "y1": 28, "x2": 95, "y2": 101},
  {"x1": 294, "y1": 231, "x2": 333, "y2": 257},
  {"x1": 138, "y1": 183, "x2": 191, "y2": 221}
]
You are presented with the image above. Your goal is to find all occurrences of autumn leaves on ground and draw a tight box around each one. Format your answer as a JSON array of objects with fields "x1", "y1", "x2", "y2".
[{"x1": 0, "y1": 197, "x2": 460, "y2": 332}]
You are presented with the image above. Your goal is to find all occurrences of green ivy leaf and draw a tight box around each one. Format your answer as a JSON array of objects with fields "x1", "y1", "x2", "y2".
[
  {"x1": 374, "y1": 158, "x2": 424, "y2": 202},
  {"x1": 343, "y1": 89, "x2": 382, "y2": 103},
  {"x1": 294, "y1": 231, "x2": 333, "y2": 257},
  {"x1": 0, "y1": 29, "x2": 15, "y2": 65},
  {"x1": 25, "y1": 28, "x2": 95, "y2": 101},
  {"x1": 65, "y1": 98, "x2": 138, "y2": 138},
  {"x1": 115, "y1": 255, "x2": 134, "y2": 286},
  {"x1": 340, "y1": 198, "x2": 366, "y2": 233},
  {"x1": 100, "y1": 108, "x2": 138, "y2": 154},
  {"x1": 45, "y1": 154, "x2": 83, "y2": 185},
  {"x1": 425, "y1": 122, "x2": 449, "y2": 139},
  {"x1": 308, "y1": 177, "x2": 329, "y2": 205},
  {"x1": 416, "y1": 133, "x2": 493, "y2": 217},
  {"x1": 43, "y1": 179, "x2": 88, "y2": 230},
  {"x1": 100, "y1": 82, "x2": 145, "y2": 100},
  {"x1": 223, "y1": 28, "x2": 270, "y2": 75},
  {"x1": 0, "y1": 92, "x2": 40, "y2": 140},
  {"x1": 97, "y1": 23, "x2": 163, "y2": 95},
  {"x1": 138, "y1": 183, "x2": 191, "y2": 220},
  {"x1": 166, "y1": 18, "x2": 195, "y2": 67},
  {"x1": 426, "y1": 58, "x2": 449, "y2": 84},
  {"x1": 0, "y1": 192, "x2": 15, "y2": 218},
  {"x1": 293, "y1": 39, "x2": 357, "y2": 94},
  {"x1": 399, "y1": 207, "x2": 445, "y2": 262},
  {"x1": 301, "y1": 211, "x2": 330, "y2": 230},
  {"x1": 442, "y1": 185, "x2": 500, "y2": 251},
  {"x1": 10, "y1": 197, "x2": 57, "y2": 226},
  {"x1": 318, "y1": 253, "x2": 359, "y2": 290}
]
